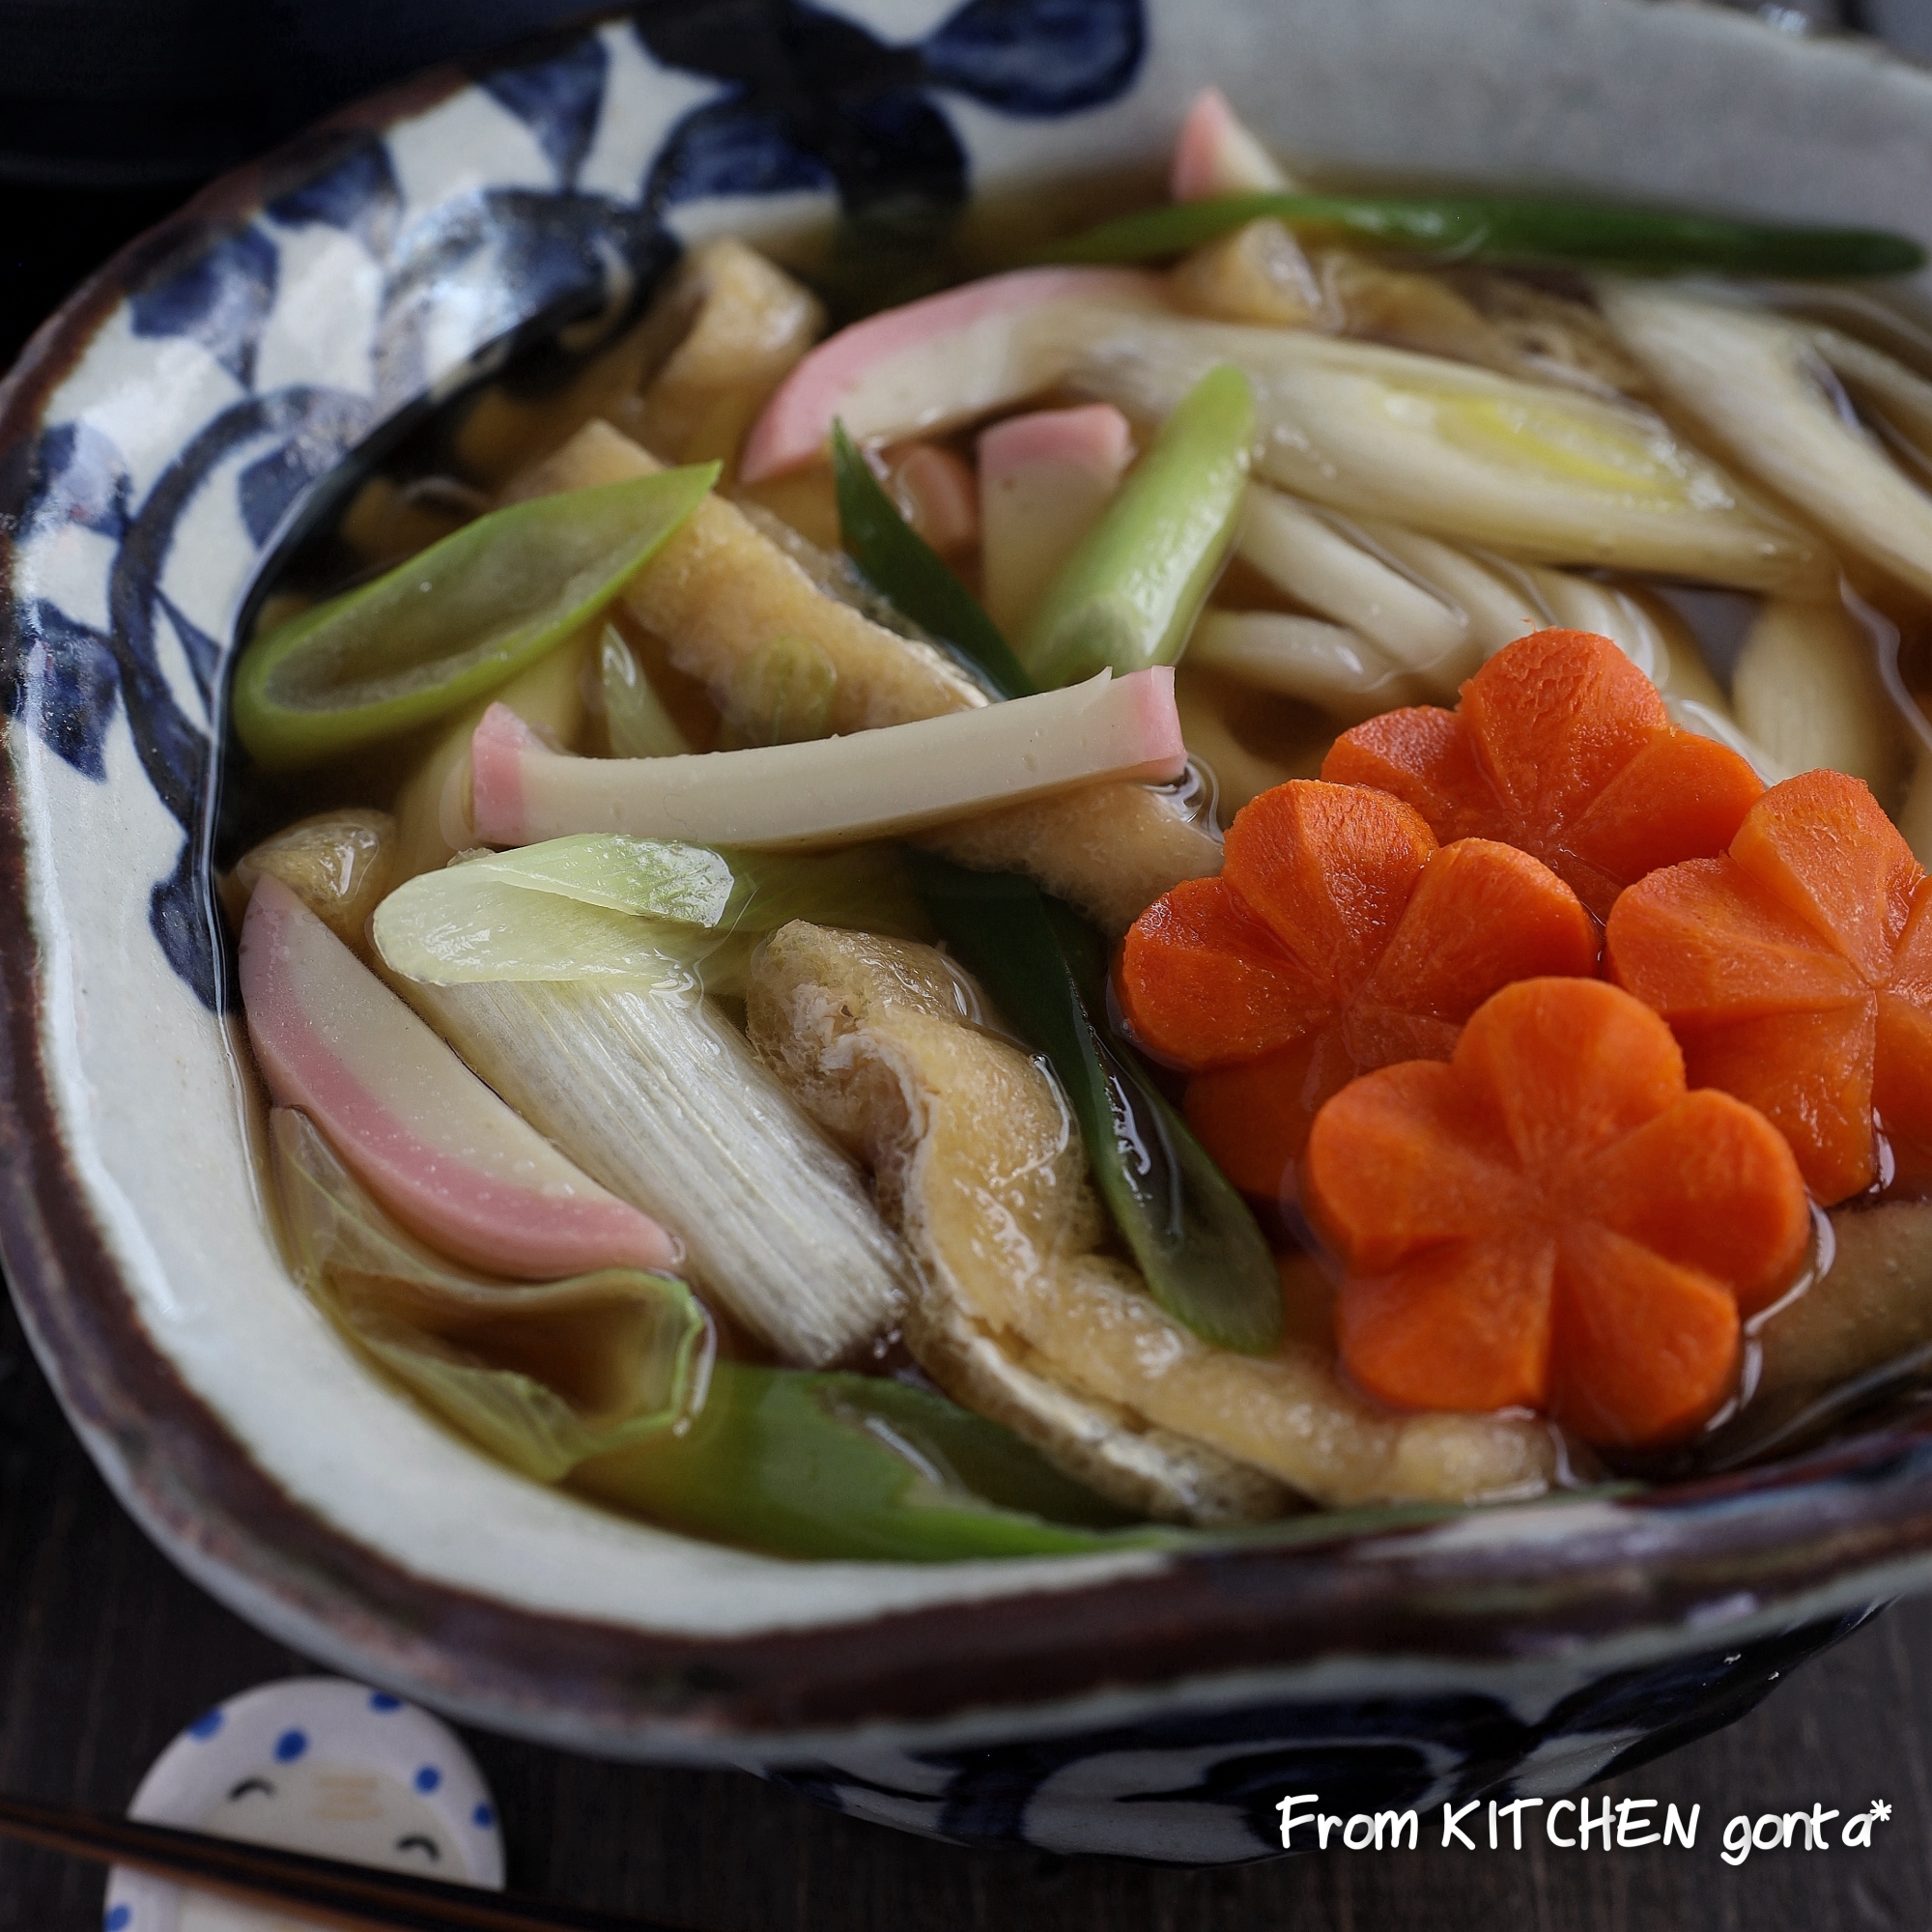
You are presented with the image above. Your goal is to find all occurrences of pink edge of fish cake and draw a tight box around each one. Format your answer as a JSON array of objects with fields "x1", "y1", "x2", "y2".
[
  {"x1": 469, "y1": 702, "x2": 537, "y2": 845},
  {"x1": 1170, "y1": 86, "x2": 1288, "y2": 202},
  {"x1": 739, "y1": 266, "x2": 1166, "y2": 482},
  {"x1": 1129, "y1": 666, "x2": 1188, "y2": 777},
  {"x1": 978, "y1": 404, "x2": 1133, "y2": 483},
  {"x1": 241, "y1": 874, "x2": 680, "y2": 1281}
]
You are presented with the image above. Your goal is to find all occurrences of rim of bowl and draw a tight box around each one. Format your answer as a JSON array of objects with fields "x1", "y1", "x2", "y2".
[{"x1": 6, "y1": 4, "x2": 1932, "y2": 1752}]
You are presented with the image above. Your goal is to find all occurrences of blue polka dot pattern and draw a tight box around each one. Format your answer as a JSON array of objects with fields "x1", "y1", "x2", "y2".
[
  {"x1": 368, "y1": 1692, "x2": 402, "y2": 1712},
  {"x1": 414, "y1": 1765, "x2": 441, "y2": 1793},
  {"x1": 105, "y1": 1908, "x2": 131, "y2": 1931},
  {"x1": 472, "y1": 1803, "x2": 495, "y2": 1828},
  {"x1": 186, "y1": 1709, "x2": 223, "y2": 1739},
  {"x1": 274, "y1": 1729, "x2": 308, "y2": 1762}
]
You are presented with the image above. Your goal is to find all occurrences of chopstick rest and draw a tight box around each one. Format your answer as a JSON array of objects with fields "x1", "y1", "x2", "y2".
[{"x1": 104, "y1": 1676, "x2": 504, "y2": 1930}]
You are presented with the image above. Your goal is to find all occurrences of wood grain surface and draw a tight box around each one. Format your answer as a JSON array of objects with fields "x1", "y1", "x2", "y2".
[{"x1": 0, "y1": 1283, "x2": 1923, "y2": 1932}]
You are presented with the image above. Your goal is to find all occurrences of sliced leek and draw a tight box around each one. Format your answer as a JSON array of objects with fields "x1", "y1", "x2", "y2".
[
  {"x1": 1053, "y1": 308, "x2": 1821, "y2": 591},
  {"x1": 599, "y1": 627, "x2": 692, "y2": 759},
  {"x1": 1600, "y1": 283, "x2": 1932, "y2": 603},
  {"x1": 394, "y1": 973, "x2": 909, "y2": 1366},
  {"x1": 1236, "y1": 487, "x2": 1472, "y2": 685}
]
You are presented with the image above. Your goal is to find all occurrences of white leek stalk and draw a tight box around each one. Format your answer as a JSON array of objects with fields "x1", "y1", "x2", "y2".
[
  {"x1": 374, "y1": 837, "x2": 923, "y2": 995},
  {"x1": 451, "y1": 834, "x2": 733, "y2": 920},
  {"x1": 399, "y1": 972, "x2": 909, "y2": 1365},
  {"x1": 376, "y1": 877, "x2": 712, "y2": 988},
  {"x1": 1236, "y1": 487, "x2": 1471, "y2": 683},
  {"x1": 1056, "y1": 307, "x2": 1820, "y2": 591},
  {"x1": 1732, "y1": 599, "x2": 1903, "y2": 795},
  {"x1": 1600, "y1": 283, "x2": 1932, "y2": 603},
  {"x1": 1186, "y1": 611, "x2": 1416, "y2": 722}
]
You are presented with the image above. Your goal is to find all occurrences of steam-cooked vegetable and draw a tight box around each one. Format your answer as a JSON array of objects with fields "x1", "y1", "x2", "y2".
[
  {"x1": 1236, "y1": 487, "x2": 1472, "y2": 688},
  {"x1": 1020, "y1": 365, "x2": 1254, "y2": 687},
  {"x1": 373, "y1": 835, "x2": 924, "y2": 996},
  {"x1": 1731, "y1": 600, "x2": 1904, "y2": 796},
  {"x1": 232, "y1": 468, "x2": 718, "y2": 767},
  {"x1": 1186, "y1": 610, "x2": 1412, "y2": 721},
  {"x1": 453, "y1": 836, "x2": 734, "y2": 921},
  {"x1": 1120, "y1": 781, "x2": 1598, "y2": 1203},
  {"x1": 1173, "y1": 221, "x2": 1330, "y2": 330},
  {"x1": 1060, "y1": 310, "x2": 1822, "y2": 591},
  {"x1": 392, "y1": 971, "x2": 907, "y2": 1365},
  {"x1": 599, "y1": 627, "x2": 692, "y2": 758},
  {"x1": 242, "y1": 876, "x2": 682, "y2": 1280},
  {"x1": 224, "y1": 809, "x2": 395, "y2": 952},
  {"x1": 574, "y1": 1360, "x2": 1151, "y2": 1559},
  {"x1": 1306, "y1": 978, "x2": 1809, "y2": 1448},
  {"x1": 1038, "y1": 193, "x2": 1925, "y2": 279},
  {"x1": 750, "y1": 921, "x2": 1561, "y2": 1508},
  {"x1": 1322, "y1": 629, "x2": 1763, "y2": 921},
  {"x1": 271, "y1": 1108, "x2": 708, "y2": 1482},
  {"x1": 740, "y1": 267, "x2": 1171, "y2": 480},
  {"x1": 1606, "y1": 769, "x2": 1932, "y2": 1205},
  {"x1": 465, "y1": 668, "x2": 1186, "y2": 849},
  {"x1": 372, "y1": 836, "x2": 733, "y2": 988},
  {"x1": 830, "y1": 423, "x2": 1034, "y2": 699},
  {"x1": 1600, "y1": 284, "x2": 1932, "y2": 605},
  {"x1": 908, "y1": 856, "x2": 1283, "y2": 1355}
]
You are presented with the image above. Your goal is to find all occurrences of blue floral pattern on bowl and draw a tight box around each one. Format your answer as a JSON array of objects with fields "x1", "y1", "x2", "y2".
[{"x1": 2, "y1": 0, "x2": 1144, "y2": 1009}]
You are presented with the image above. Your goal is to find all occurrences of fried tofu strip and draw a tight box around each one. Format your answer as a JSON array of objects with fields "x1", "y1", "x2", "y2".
[
  {"x1": 749, "y1": 922, "x2": 1559, "y2": 1518},
  {"x1": 505, "y1": 420, "x2": 1222, "y2": 931}
]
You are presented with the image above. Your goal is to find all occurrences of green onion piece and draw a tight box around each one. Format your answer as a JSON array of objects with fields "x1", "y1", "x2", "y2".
[
  {"x1": 573, "y1": 1358, "x2": 1150, "y2": 1560},
  {"x1": 271, "y1": 1108, "x2": 709, "y2": 1483},
  {"x1": 716, "y1": 844, "x2": 930, "y2": 943},
  {"x1": 1034, "y1": 192, "x2": 1927, "y2": 279},
  {"x1": 373, "y1": 838, "x2": 929, "y2": 996},
  {"x1": 830, "y1": 421, "x2": 1037, "y2": 699},
  {"x1": 454, "y1": 834, "x2": 735, "y2": 923},
  {"x1": 1020, "y1": 364, "x2": 1252, "y2": 689},
  {"x1": 233, "y1": 466, "x2": 719, "y2": 769},
  {"x1": 599, "y1": 626, "x2": 692, "y2": 758},
  {"x1": 908, "y1": 854, "x2": 1284, "y2": 1356}
]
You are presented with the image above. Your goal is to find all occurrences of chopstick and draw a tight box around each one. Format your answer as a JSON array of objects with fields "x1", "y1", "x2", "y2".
[{"x1": 0, "y1": 1794, "x2": 699, "y2": 1932}]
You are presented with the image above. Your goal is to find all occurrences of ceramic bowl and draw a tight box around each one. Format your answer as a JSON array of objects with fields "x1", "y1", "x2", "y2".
[{"x1": 7, "y1": 0, "x2": 1932, "y2": 1868}]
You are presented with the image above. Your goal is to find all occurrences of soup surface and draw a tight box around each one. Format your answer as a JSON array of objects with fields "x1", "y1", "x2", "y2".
[{"x1": 217, "y1": 91, "x2": 1932, "y2": 1560}]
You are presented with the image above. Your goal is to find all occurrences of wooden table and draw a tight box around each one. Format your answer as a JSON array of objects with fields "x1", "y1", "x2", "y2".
[{"x1": 0, "y1": 1280, "x2": 1923, "y2": 1932}]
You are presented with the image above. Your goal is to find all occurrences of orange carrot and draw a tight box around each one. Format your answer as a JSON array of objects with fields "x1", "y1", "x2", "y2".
[
  {"x1": 1119, "y1": 780, "x2": 1598, "y2": 1201},
  {"x1": 1323, "y1": 629, "x2": 1764, "y2": 920},
  {"x1": 1607, "y1": 767, "x2": 1932, "y2": 1204},
  {"x1": 1305, "y1": 978, "x2": 1810, "y2": 1448}
]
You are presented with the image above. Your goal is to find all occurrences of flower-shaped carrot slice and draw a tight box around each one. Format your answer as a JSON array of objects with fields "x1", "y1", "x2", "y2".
[
  {"x1": 1606, "y1": 768, "x2": 1932, "y2": 1204},
  {"x1": 1322, "y1": 628, "x2": 1764, "y2": 920},
  {"x1": 1305, "y1": 979, "x2": 1809, "y2": 1448},
  {"x1": 1118, "y1": 781, "x2": 1598, "y2": 1198}
]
